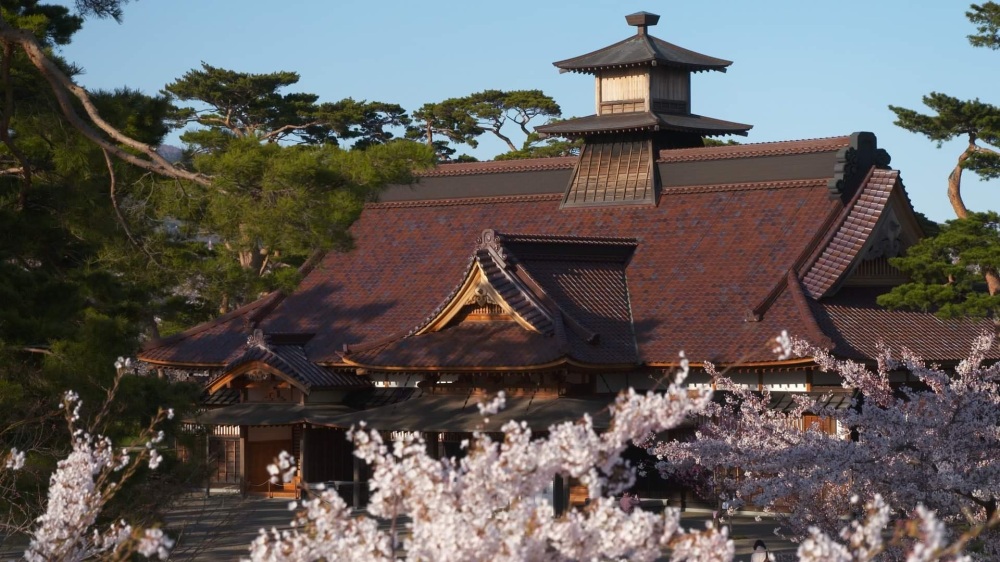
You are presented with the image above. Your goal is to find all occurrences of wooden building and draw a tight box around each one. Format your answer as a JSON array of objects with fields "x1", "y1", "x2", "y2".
[{"x1": 139, "y1": 13, "x2": 997, "y2": 503}]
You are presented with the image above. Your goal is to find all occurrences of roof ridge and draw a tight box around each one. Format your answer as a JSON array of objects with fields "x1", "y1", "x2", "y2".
[
  {"x1": 369, "y1": 180, "x2": 824, "y2": 211},
  {"x1": 657, "y1": 178, "x2": 827, "y2": 197},
  {"x1": 418, "y1": 157, "x2": 577, "y2": 178},
  {"x1": 367, "y1": 193, "x2": 562, "y2": 209},
  {"x1": 785, "y1": 270, "x2": 836, "y2": 349},
  {"x1": 497, "y1": 232, "x2": 639, "y2": 246},
  {"x1": 412, "y1": 136, "x2": 849, "y2": 180},
  {"x1": 657, "y1": 136, "x2": 850, "y2": 163},
  {"x1": 800, "y1": 168, "x2": 900, "y2": 298},
  {"x1": 798, "y1": 166, "x2": 881, "y2": 284}
]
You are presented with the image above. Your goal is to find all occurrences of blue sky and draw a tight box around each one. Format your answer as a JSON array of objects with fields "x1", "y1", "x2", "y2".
[{"x1": 59, "y1": 0, "x2": 998, "y2": 222}]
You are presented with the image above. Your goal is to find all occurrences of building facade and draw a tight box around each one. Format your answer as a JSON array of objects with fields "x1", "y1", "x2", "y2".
[{"x1": 139, "y1": 13, "x2": 997, "y2": 504}]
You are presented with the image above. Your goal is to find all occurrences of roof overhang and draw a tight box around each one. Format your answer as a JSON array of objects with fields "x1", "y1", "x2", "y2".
[{"x1": 317, "y1": 393, "x2": 617, "y2": 432}]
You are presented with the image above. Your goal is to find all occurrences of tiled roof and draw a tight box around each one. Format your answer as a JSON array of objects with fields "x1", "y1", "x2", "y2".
[
  {"x1": 222, "y1": 343, "x2": 367, "y2": 390},
  {"x1": 264, "y1": 173, "x2": 837, "y2": 365},
  {"x1": 342, "y1": 231, "x2": 640, "y2": 369},
  {"x1": 142, "y1": 133, "x2": 980, "y2": 370},
  {"x1": 802, "y1": 169, "x2": 898, "y2": 298},
  {"x1": 185, "y1": 403, "x2": 357, "y2": 427},
  {"x1": 321, "y1": 394, "x2": 616, "y2": 432},
  {"x1": 139, "y1": 292, "x2": 283, "y2": 366},
  {"x1": 811, "y1": 288, "x2": 999, "y2": 362}
]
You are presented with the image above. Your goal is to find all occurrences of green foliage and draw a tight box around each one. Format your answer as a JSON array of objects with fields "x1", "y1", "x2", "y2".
[
  {"x1": 702, "y1": 138, "x2": 742, "y2": 147},
  {"x1": 409, "y1": 99, "x2": 484, "y2": 152},
  {"x1": 165, "y1": 63, "x2": 413, "y2": 150},
  {"x1": 1, "y1": 0, "x2": 84, "y2": 46},
  {"x1": 967, "y1": 2, "x2": 1000, "y2": 49},
  {"x1": 165, "y1": 63, "x2": 322, "y2": 143},
  {"x1": 877, "y1": 212, "x2": 1000, "y2": 317},
  {"x1": 150, "y1": 138, "x2": 433, "y2": 310},
  {"x1": 318, "y1": 98, "x2": 411, "y2": 149},
  {"x1": 889, "y1": 5, "x2": 1000, "y2": 185},
  {"x1": 889, "y1": 93, "x2": 1000, "y2": 147},
  {"x1": 409, "y1": 89, "x2": 562, "y2": 158}
]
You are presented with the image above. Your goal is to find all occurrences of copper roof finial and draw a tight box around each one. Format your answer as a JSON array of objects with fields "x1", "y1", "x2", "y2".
[{"x1": 625, "y1": 11, "x2": 660, "y2": 36}]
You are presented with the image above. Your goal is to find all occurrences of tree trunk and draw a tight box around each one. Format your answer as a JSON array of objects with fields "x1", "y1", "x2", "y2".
[
  {"x1": 951, "y1": 138, "x2": 1000, "y2": 294},
  {"x1": 986, "y1": 269, "x2": 1000, "y2": 296},
  {"x1": 947, "y1": 142, "x2": 974, "y2": 219},
  {"x1": 492, "y1": 128, "x2": 517, "y2": 152}
]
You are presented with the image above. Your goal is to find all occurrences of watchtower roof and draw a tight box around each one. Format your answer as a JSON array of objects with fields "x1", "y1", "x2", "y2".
[{"x1": 553, "y1": 12, "x2": 732, "y2": 74}]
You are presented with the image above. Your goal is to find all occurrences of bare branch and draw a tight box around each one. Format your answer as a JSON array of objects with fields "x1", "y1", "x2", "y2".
[
  {"x1": 0, "y1": 41, "x2": 33, "y2": 208},
  {"x1": 0, "y1": 20, "x2": 212, "y2": 187},
  {"x1": 103, "y1": 148, "x2": 162, "y2": 266}
]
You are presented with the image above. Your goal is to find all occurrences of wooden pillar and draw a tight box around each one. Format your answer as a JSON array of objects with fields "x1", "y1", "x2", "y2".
[
  {"x1": 239, "y1": 425, "x2": 247, "y2": 495},
  {"x1": 299, "y1": 424, "x2": 308, "y2": 484},
  {"x1": 426, "y1": 432, "x2": 440, "y2": 460},
  {"x1": 204, "y1": 431, "x2": 211, "y2": 498},
  {"x1": 352, "y1": 455, "x2": 362, "y2": 510},
  {"x1": 553, "y1": 474, "x2": 567, "y2": 515}
]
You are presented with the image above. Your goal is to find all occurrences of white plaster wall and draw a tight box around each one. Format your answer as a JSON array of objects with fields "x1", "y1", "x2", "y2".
[{"x1": 763, "y1": 371, "x2": 808, "y2": 392}]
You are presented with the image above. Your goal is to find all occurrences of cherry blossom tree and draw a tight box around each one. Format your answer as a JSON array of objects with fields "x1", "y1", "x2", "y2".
[
  {"x1": 3, "y1": 389, "x2": 176, "y2": 561},
  {"x1": 248, "y1": 347, "x2": 999, "y2": 562},
  {"x1": 5, "y1": 340, "x2": 999, "y2": 560},
  {"x1": 653, "y1": 333, "x2": 1000, "y2": 558},
  {"x1": 249, "y1": 368, "x2": 740, "y2": 562}
]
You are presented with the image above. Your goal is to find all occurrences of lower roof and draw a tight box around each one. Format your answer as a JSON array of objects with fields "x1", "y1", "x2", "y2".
[
  {"x1": 536, "y1": 111, "x2": 752, "y2": 137},
  {"x1": 812, "y1": 287, "x2": 1000, "y2": 362},
  {"x1": 185, "y1": 403, "x2": 356, "y2": 426},
  {"x1": 319, "y1": 393, "x2": 616, "y2": 432}
]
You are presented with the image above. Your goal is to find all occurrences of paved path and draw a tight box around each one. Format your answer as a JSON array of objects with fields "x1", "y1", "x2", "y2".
[
  {"x1": 160, "y1": 493, "x2": 797, "y2": 561},
  {"x1": 3, "y1": 493, "x2": 798, "y2": 560}
]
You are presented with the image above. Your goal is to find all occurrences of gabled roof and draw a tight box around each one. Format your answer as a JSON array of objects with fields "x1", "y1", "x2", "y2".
[
  {"x1": 553, "y1": 30, "x2": 732, "y2": 74},
  {"x1": 338, "y1": 230, "x2": 640, "y2": 370},
  {"x1": 801, "y1": 168, "x2": 900, "y2": 298},
  {"x1": 219, "y1": 338, "x2": 367, "y2": 391}
]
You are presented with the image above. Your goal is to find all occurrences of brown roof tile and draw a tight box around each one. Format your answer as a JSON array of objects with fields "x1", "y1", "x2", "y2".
[
  {"x1": 812, "y1": 288, "x2": 999, "y2": 361},
  {"x1": 139, "y1": 292, "x2": 283, "y2": 366},
  {"x1": 801, "y1": 169, "x2": 898, "y2": 298},
  {"x1": 341, "y1": 231, "x2": 640, "y2": 369},
  {"x1": 144, "y1": 134, "x2": 971, "y2": 370},
  {"x1": 264, "y1": 176, "x2": 836, "y2": 366}
]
